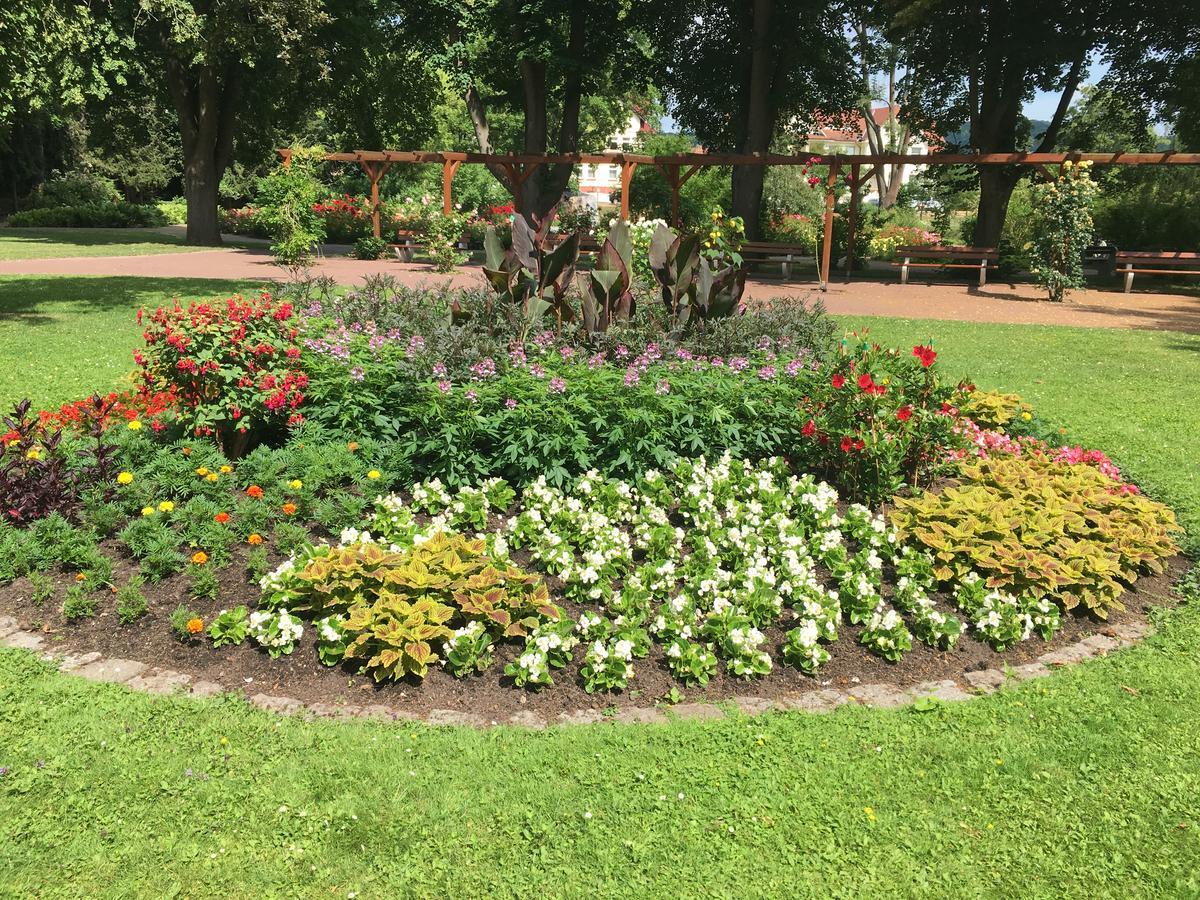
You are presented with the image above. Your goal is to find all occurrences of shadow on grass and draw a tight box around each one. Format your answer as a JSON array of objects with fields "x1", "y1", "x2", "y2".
[{"x1": 0, "y1": 275, "x2": 271, "y2": 324}]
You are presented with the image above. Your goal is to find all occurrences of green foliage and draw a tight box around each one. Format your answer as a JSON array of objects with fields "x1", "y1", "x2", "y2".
[
  {"x1": 188, "y1": 564, "x2": 220, "y2": 602},
  {"x1": 115, "y1": 576, "x2": 148, "y2": 624},
  {"x1": 962, "y1": 389, "x2": 1035, "y2": 430},
  {"x1": 244, "y1": 547, "x2": 270, "y2": 583},
  {"x1": 255, "y1": 147, "x2": 328, "y2": 269},
  {"x1": 32, "y1": 171, "x2": 121, "y2": 207},
  {"x1": 265, "y1": 533, "x2": 555, "y2": 681},
  {"x1": 61, "y1": 584, "x2": 98, "y2": 621},
  {"x1": 1029, "y1": 162, "x2": 1099, "y2": 302},
  {"x1": 890, "y1": 454, "x2": 1180, "y2": 617},
  {"x1": 207, "y1": 606, "x2": 249, "y2": 648},
  {"x1": 351, "y1": 236, "x2": 389, "y2": 260},
  {"x1": 425, "y1": 212, "x2": 471, "y2": 273},
  {"x1": 8, "y1": 203, "x2": 167, "y2": 228},
  {"x1": 168, "y1": 604, "x2": 203, "y2": 642},
  {"x1": 27, "y1": 571, "x2": 56, "y2": 606}
]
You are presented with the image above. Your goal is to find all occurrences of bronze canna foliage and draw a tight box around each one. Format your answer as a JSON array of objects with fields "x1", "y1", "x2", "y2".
[
  {"x1": 482, "y1": 206, "x2": 580, "y2": 338},
  {"x1": 281, "y1": 532, "x2": 558, "y2": 680},
  {"x1": 889, "y1": 454, "x2": 1179, "y2": 617},
  {"x1": 648, "y1": 224, "x2": 746, "y2": 334},
  {"x1": 579, "y1": 218, "x2": 635, "y2": 334}
]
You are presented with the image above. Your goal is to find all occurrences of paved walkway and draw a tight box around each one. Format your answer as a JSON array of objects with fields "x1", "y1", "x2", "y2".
[{"x1": 3, "y1": 246, "x2": 1198, "y2": 332}]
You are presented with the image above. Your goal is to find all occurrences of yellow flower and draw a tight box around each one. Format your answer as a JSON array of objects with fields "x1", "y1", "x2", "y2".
[
  {"x1": 219, "y1": 465, "x2": 232, "y2": 474},
  {"x1": 206, "y1": 472, "x2": 219, "y2": 483},
  {"x1": 367, "y1": 469, "x2": 381, "y2": 480},
  {"x1": 195, "y1": 466, "x2": 210, "y2": 477},
  {"x1": 1021, "y1": 412, "x2": 1032, "y2": 421},
  {"x1": 864, "y1": 806, "x2": 877, "y2": 822},
  {"x1": 127, "y1": 420, "x2": 142, "y2": 431},
  {"x1": 288, "y1": 479, "x2": 303, "y2": 490},
  {"x1": 191, "y1": 551, "x2": 208, "y2": 565},
  {"x1": 26, "y1": 448, "x2": 41, "y2": 460},
  {"x1": 117, "y1": 471, "x2": 134, "y2": 485},
  {"x1": 141, "y1": 506, "x2": 155, "y2": 517},
  {"x1": 158, "y1": 500, "x2": 175, "y2": 513}
]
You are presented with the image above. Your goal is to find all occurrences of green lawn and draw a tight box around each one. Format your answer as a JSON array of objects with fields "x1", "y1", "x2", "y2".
[
  {"x1": 0, "y1": 276, "x2": 268, "y2": 411},
  {"x1": 0, "y1": 228, "x2": 255, "y2": 261},
  {"x1": 1, "y1": 282, "x2": 1198, "y2": 896}
]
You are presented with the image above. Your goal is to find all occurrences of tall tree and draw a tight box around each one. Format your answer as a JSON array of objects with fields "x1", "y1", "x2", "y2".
[
  {"x1": 887, "y1": 0, "x2": 1101, "y2": 246},
  {"x1": 412, "y1": 0, "x2": 653, "y2": 223},
  {"x1": 852, "y1": 15, "x2": 914, "y2": 208},
  {"x1": 652, "y1": 0, "x2": 856, "y2": 239},
  {"x1": 104, "y1": 0, "x2": 329, "y2": 244}
]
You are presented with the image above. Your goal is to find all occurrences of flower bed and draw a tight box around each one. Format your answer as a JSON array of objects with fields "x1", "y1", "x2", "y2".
[{"x1": 0, "y1": 257, "x2": 1187, "y2": 714}]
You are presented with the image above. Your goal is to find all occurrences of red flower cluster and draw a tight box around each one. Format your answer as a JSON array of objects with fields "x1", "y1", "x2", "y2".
[
  {"x1": 913, "y1": 345, "x2": 937, "y2": 367},
  {"x1": 37, "y1": 388, "x2": 178, "y2": 433},
  {"x1": 135, "y1": 293, "x2": 306, "y2": 454},
  {"x1": 857, "y1": 373, "x2": 887, "y2": 396}
]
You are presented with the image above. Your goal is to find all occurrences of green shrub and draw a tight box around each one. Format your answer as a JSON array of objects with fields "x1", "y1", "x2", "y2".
[
  {"x1": 351, "y1": 236, "x2": 389, "y2": 260},
  {"x1": 889, "y1": 454, "x2": 1180, "y2": 617},
  {"x1": 33, "y1": 171, "x2": 121, "y2": 208},
  {"x1": 169, "y1": 604, "x2": 204, "y2": 642},
  {"x1": 254, "y1": 146, "x2": 327, "y2": 268},
  {"x1": 188, "y1": 563, "x2": 220, "y2": 602},
  {"x1": 62, "y1": 585, "x2": 98, "y2": 621},
  {"x1": 28, "y1": 572, "x2": 56, "y2": 606},
  {"x1": 115, "y1": 576, "x2": 149, "y2": 624},
  {"x1": 8, "y1": 202, "x2": 167, "y2": 228},
  {"x1": 155, "y1": 198, "x2": 188, "y2": 225}
]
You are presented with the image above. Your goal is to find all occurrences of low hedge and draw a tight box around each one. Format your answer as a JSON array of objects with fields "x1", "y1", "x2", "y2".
[{"x1": 8, "y1": 202, "x2": 168, "y2": 229}]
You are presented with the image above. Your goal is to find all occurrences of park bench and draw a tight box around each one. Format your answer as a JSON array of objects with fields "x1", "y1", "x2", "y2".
[
  {"x1": 391, "y1": 229, "x2": 419, "y2": 262},
  {"x1": 1115, "y1": 251, "x2": 1200, "y2": 292},
  {"x1": 740, "y1": 241, "x2": 813, "y2": 279},
  {"x1": 893, "y1": 245, "x2": 999, "y2": 287}
]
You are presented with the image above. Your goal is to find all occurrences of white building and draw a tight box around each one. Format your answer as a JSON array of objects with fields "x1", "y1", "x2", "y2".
[
  {"x1": 798, "y1": 106, "x2": 933, "y2": 204},
  {"x1": 576, "y1": 112, "x2": 653, "y2": 205}
]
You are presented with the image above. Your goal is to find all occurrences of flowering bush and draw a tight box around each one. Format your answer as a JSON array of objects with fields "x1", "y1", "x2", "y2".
[
  {"x1": 867, "y1": 224, "x2": 941, "y2": 260},
  {"x1": 1030, "y1": 160, "x2": 1099, "y2": 302},
  {"x1": 312, "y1": 194, "x2": 372, "y2": 243},
  {"x1": 136, "y1": 294, "x2": 307, "y2": 456}
]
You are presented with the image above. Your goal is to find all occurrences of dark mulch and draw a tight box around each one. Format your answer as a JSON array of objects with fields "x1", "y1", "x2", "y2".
[{"x1": 0, "y1": 541, "x2": 1188, "y2": 720}]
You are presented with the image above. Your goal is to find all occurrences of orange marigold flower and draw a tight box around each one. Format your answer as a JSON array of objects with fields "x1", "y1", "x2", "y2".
[
  {"x1": 75, "y1": 573, "x2": 87, "y2": 582},
  {"x1": 191, "y1": 551, "x2": 209, "y2": 565},
  {"x1": 347, "y1": 441, "x2": 360, "y2": 452},
  {"x1": 281, "y1": 502, "x2": 297, "y2": 515},
  {"x1": 246, "y1": 485, "x2": 264, "y2": 499},
  {"x1": 186, "y1": 617, "x2": 204, "y2": 635},
  {"x1": 214, "y1": 512, "x2": 231, "y2": 524},
  {"x1": 181, "y1": 447, "x2": 192, "y2": 456},
  {"x1": 247, "y1": 533, "x2": 264, "y2": 545}
]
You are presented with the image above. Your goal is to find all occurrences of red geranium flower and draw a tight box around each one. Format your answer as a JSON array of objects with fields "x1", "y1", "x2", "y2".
[
  {"x1": 896, "y1": 405, "x2": 913, "y2": 422},
  {"x1": 831, "y1": 374, "x2": 846, "y2": 389},
  {"x1": 801, "y1": 419, "x2": 817, "y2": 437},
  {"x1": 913, "y1": 345, "x2": 937, "y2": 367},
  {"x1": 840, "y1": 436, "x2": 853, "y2": 452}
]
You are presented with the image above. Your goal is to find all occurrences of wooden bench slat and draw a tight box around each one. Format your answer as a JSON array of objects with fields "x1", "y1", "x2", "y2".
[{"x1": 1124, "y1": 267, "x2": 1200, "y2": 276}]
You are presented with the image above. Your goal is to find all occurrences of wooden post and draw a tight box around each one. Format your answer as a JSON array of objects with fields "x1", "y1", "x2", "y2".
[
  {"x1": 441, "y1": 159, "x2": 462, "y2": 215},
  {"x1": 668, "y1": 164, "x2": 681, "y2": 227},
  {"x1": 819, "y1": 157, "x2": 841, "y2": 291},
  {"x1": 845, "y1": 162, "x2": 860, "y2": 281},
  {"x1": 620, "y1": 161, "x2": 638, "y2": 220}
]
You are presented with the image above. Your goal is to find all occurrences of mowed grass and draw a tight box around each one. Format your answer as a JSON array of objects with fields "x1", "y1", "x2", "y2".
[
  {"x1": 0, "y1": 276, "x2": 268, "y2": 410},
  {"x1": 0, "y1": 228, "x2": 232, "y2": 260},
  {"x1": 0, "y1": 282, "x2": 1198, "y2": 896}
]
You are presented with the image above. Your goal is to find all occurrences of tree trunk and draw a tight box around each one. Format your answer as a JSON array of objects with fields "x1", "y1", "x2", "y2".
[
  {"x1": 731, "y1": 0, "x2": 774, "y2": 240},
  {"x1": 183, "y1": 151, "x2": 222, "y2": 245},
  {"x1": 974, "y1": 166, "x2": 1020, "y2": 248}
]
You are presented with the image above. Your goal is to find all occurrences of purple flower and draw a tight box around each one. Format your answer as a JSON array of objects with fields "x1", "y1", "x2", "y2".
[
  {"x1": 437, "y1": 380, "x2": 452, "y2": 393},
  {"x1": 757, "y1": 336, "x2": 773, "y2": 350},
  {"x1": 615, "y1": 344, "x2": 630, "y2": 359},
  {"x1": 656, "y1": 379, "x2": 670, "y2": 395},
  {"x1": 559, "y1": 346, "x2": 576, "y2": 360},
  {"x1": 624, "y1": 367, "x2": 640, "y2": 387},
  {"x1": 757, "y1": 365, "x2": 777, "y2": 381},
  {"x1": 548, "y1": 376, "x2": 566, "y2": 394},
  {"x1": 711, "y1": 357, "x2": 725, "y2": 368},
  {"x1": 528, "y1": 363, "x2": 545, "y2": 379},
  {"x1": 505, "y1": 398, "x2": 518, "y2": 409},
  {"x1": 587, "y1": 352, "x2": 606, "y2": 369},
  {"x1": 465, "y1": 389, "x2": 478, "y2": 403},
  {"x1": 432, "y1": 361, "x2": 447, "y2": 377},
  {"x1": 470, "y1": 357, "x2": 497, "y2": 380},
  {"x1": 350, "y1": 366, "x2": 365, "y2": 382},
  {"x1": 508, "y1": 347, "x2": 527, "y2": 367},
  {"x1": 784, "y1": 359, "x2": 804, "y2": 377},
  {"x1": 730, "y1": 357, "x2": 749, "y2": 372}
]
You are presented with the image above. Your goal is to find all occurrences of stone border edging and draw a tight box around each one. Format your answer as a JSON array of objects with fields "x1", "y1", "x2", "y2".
[{"x1": 0, "y1": 614, "x2": 1149, "y2": 728}]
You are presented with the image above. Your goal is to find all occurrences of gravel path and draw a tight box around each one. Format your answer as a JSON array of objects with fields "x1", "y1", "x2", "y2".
[{"x1": 3, "y1": 247, "x2": 1197, "y2": 332}]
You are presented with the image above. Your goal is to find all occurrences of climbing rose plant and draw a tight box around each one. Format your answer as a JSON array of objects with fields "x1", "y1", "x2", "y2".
[
  {"x1": 1029, "y1": 160, "x2": 1098, "y2": 302},
  {"x1": 136, "y1": 294, "x2": 307, "y2": 457}
]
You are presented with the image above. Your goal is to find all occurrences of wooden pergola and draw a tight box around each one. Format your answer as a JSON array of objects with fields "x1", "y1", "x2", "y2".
[{"x1": 279, "y1": 148, "x2": 1200, "y2": 288}]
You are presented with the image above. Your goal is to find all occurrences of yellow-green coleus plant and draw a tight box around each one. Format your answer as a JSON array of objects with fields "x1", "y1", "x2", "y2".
[
  {"x1": 961, "y1": 389, "x2": 1034, "y2": 429},
  {"x1": 889, "y1": 455, "x2": 1179, "y2": 617},
  {"x1": 264, "y1": 532, "x2": 558, "y2": 680}
]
